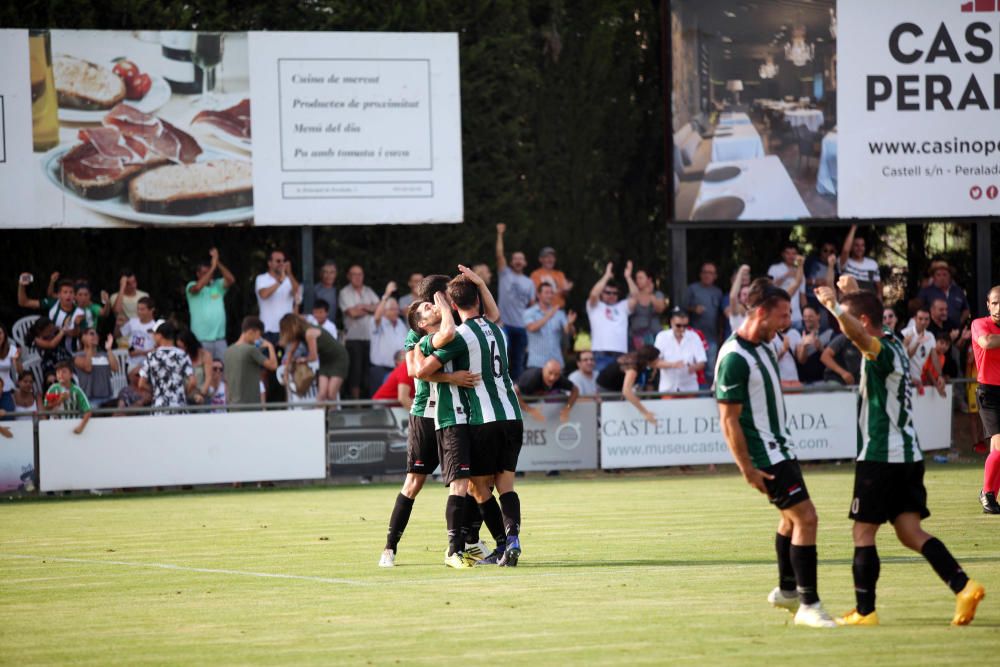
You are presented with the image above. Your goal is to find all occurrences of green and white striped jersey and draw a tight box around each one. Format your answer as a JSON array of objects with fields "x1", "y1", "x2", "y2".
[
  {"x1": 714, "y1": 334, "x2": 795, "y2": 468},
  {"x1": 857, "y1": 332, "x2": 921, "y2": 463},
  {"x1": 428, "y1": 317, "x2": 522, "y2": 425},
  {"x1": 419, "y1": 335, "x2": 469, "y2": 429},
  {"x1": 404, "y1": 330, "x2": 433, "y2": 419}
]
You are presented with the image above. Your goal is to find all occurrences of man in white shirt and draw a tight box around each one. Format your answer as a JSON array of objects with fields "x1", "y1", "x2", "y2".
[
  {"x1": 118, "y1": 296, "x2": 162, "y2": 377},
  {"x1": 339, "y1": 264, "x2": 380, "y2": 398},
  {"x1": 839, "y1": 224, "x2": 882, "y2": 297},
  {"x1": 369, "y1": 282, "x2": 408, "y2": 392},
  {"x1": 902, "y1": 307, "x2": 935, "y2": 385},
  {"x1": 568, "y1": 351, "x2": 598, "y2": 395},
  {"x1": 654, "y1": 308, "x2": 706, "y2": 393},
  {"x1": 255, "y1": 249, "x2": 299, "y2": 345},
  {"x1": 586, "y1": 261, "x2": 638, "y2": 372},
  {"x1": 767, "y1": 243, "x2": 807, "y2": 329}
]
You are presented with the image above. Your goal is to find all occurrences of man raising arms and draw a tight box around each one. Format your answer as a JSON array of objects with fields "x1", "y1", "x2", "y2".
[
  {"x1": 715, "y1": 278, "x2": 836, "y2": 628},
  {"x1": 815, "y1": 281, "x2": 984, "y2": 625}
]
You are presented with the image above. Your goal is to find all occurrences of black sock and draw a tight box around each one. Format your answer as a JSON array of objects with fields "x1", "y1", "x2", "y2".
[
  {"x1": 921, "y1": 537, "x2": 969, "y2": 594},
  {"x1": 385, "y1": 493, "x2": 414, "y2": 552},
  {"x1": 852, "y1": 546, "x2": 880, "y2": 615},
  {"x1": 499, "y1": 491, "x2": 521, "y2": 538},
  {"x1": 775, "y1": 533, "x2": 796, "y2": 593},
  {"x1": 789, "y1": 544, "x2": 820, "y2": 605},
  {"x1": 463, "y1": 494, "x2": 482, "y2": 544},
  {"x1": 479, "y1": 496, "x2": 506, "y2": 549},
  {"x1": 445, "y1": 494, "x2": 466, "y2": 556}
]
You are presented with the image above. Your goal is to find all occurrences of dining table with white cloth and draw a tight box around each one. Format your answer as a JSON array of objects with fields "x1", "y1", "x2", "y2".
[
  {"x1": 816, "y1": 130, "x2": 837, "y2": 195},
  {"x1": 783, "y1": 109, "x2": 825, "y2": 132},
  {"x1": 718, "y1": 112, "x2": 752, "y2": 126},
  {"x1": 691, "y1": 155, "x2": 810, "y2": 221},
  {"x1": 710, "y1": 123, "x2": 765, "y2": 162}
]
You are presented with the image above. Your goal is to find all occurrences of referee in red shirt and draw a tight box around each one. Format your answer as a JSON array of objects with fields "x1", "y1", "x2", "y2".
[{"x1": 971, "y1": 285, "x2": 1000, "y2": 514}]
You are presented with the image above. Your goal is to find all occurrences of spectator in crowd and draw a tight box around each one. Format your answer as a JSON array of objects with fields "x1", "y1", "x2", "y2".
[
  {"x1": 626, "y1": 267, "x2": 667, "y2": 350},
  {"x1": 370, "y1": 283, "x2": 408, "y2": 391},
  {"x1": 312, "y1": 259, "x2": 339, "y2": 318},
  {"x1": 111, "y1": 269, "x2": 150, "y2": 320},
  {"x1": 767, "y1": 243, "x2": 807, "y2": 330},
  {"x1": 397, "y1": 272, "x2": 424, "y2": 311},
  {"x1": 524, "y1": 283, "x2": 575, "y2": 371},
  {"x1": 305, "y1": 299, "x2": 339, "y2": 339},
  {"x1": 279, "y1": 313, "x2": 349, "y2": 403},
  {"x1": 496, "y1": 223, "x2": 536, "y2": 382},
  {"x1": 725, "y1": 264, "x2": 752, "y2": 334},
  {"x1": 804, "y1": 246, "x2": 838, "y2": 328},
  {"x1": 795, "y1": 306, "x2": 831, "y2": 384},
  {"x1": 339, "y1": 264, "x2": 380, "y2": 399},
  {"x1": 140, "y1": 322, "x2": 195, "y2": 410},
  {"x1": 26, "y1": 317, "x2": 72, "y2": 380},
  {"x1": 255, "y1": 249, "x2": 300, "y2": 346},
  {"x1": 372, "y1": 350, "x2": 415, "y2": 410},
  {"x1": 0, "y1": 323, "x2": 23, "y2": 415},
  {"x1": 224, "y1": 317, "x2": 278, "y2": 405},
  {"x1": 918, "y1": 260, "x2": 970, "y2": 326},
  {"x1": 186, "y1": 247, "x2": 236, "y2": 360},
  {"x1": 654, "y1": 307, "x2": 706, "y2": 394},
  {"x1": 772, "y1": 325, "x2": 803, "y2": 386},
  {"x1": 11, "y1": 371, "x2": 40, "y2": 420},
  {"x1": 73, "y1": 327, "x2": 119, "y2": 407},
  {"x1": 43, "y1": 360, "x2": 91, "y2": 434},
  {"x1": 74, "y1": 282, "x2": 110, "y2": 332},
  {"x1": 683, "y1": 262, "x2": 723, "y2": 381},
  {"x1": 928, "y1": 298, "x2": 960, "y2": 340},
  {"x1": 568, "y1": 350, "x2": 598, "y2": 396},
  {"x1": 18, "y1": 273, "x2": 81, "y2": 351},
  {"x1": 838, "y1": 224, "x2": 882, "y2": 297},
  {"x1": 516, "y1": 359, "x2": 580, "y2": 423},
  {"x1": 177, "y1": 329, "x2": 214, "y2": 406},
  {"x1": 587, "y1": 261, "x2": 637, "y2": 372},
  {"x1": 821, "y1": 332, "x2": 862, "y2": 385},
  {"x1": 921, "y1": 332, "x2": 952, "y2": 398},
  {"x1": 596, "y1": 344, "x2": 661, "y2": 423},
  {"x1": 472, "y1": 263, "x2": 493, "y2": 287},
  {"x1": 205, "y1": 358, "x2": 227, "y2": 409},
  {"x1": 114, "y1": 370, "x2": 151, "y2": 416},
  {"x1": 530, "y1": 246, "x2": 573, "y2": 309},
  {"x1": 903, "y1": 307, "x2": 936, "y2": 386},
  {"x1": 883, "y1": 307, "x2": 900, "y2": 337},
  {"x1": 117, "y1": 296, "x2": 160, "y2": 375}
]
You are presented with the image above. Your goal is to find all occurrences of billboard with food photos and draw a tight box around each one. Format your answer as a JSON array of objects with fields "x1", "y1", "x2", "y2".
[
  {"x1": 668, "y1": 0, "x2": 1000, "y2": 224},
  {"x1": 0, "y1": 29, "x2": 462, "y2": 228}
]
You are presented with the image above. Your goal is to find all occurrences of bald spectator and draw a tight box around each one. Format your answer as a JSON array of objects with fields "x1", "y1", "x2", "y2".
[
  {"x1": 255, "y1": 249, "x2": 299, "y2": 345},
  {"x1": 496, "y1": 224, "x2": 536, "y2": 382},
  {"x1": 312, "y1": 260, "x2": 339, "y2": 318},
  {"x1": 186, "y1": 247, "x2": 236, "y2": 360},
  {"x1": 369, "y1": 281, "x2": 408, "y2": 392},
  {"x1": 516, "y1": 360, "x2": 580, "y2": 423},
  {"x1": 530, "y1": 246, "x2": 573, "y2": 309},
  {"x1": 928, "y1": 298, "x2": 960, "y2": 341},
  {"x1": 918, "y1": 260, "x2": 970, "y2": 326},
  {"x1": 339, "y1": 264, "x2": 380, "y2": 398}
]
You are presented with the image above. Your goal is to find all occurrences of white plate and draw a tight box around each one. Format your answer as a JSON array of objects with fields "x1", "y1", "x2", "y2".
[
  {"x1": 58, "y1": 74, "x2": 171, "y2": 124},
  {"x1": 206, "y1": 124, "x2": 252, "y2": 152},
  {"x1": 41, "y1": 144, "x2": 253, "y2": 225}
]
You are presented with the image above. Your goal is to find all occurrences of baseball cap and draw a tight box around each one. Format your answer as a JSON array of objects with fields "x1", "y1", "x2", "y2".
[{"x1": 539, "y1": 246, "x2": 556, "y2": 258}]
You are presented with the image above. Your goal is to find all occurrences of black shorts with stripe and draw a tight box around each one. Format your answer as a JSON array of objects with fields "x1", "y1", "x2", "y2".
[
  {"x1": 761, "y1": 459, "x2": 810, "y2": 510},
  {"x1": 848, "y1": 460, "x2": 930, "y2": 524},
  {"x1": 406, "y1": 415, "x2": 439, "y2": 474},
  {"x1": 977, "y1": 384, "x2": 1000, "y2": 439},
  {"x1": 436, "y1": 424, "x2": 471, "y2": 485},
  {"x1": 470, "y1": 420, "x2": 524, "y2": 476}
]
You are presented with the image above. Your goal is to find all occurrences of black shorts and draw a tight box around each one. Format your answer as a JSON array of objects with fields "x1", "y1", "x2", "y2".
[
  {"x1": 406, "y1": 415, "x2": 439, "y2": 474},
  {"x1": 761, "y1": 460, "x2": 811, "y2": 510},
  {"x1": 436, "y1": 425, "x2": 471, "y2": 485},
  {"x1": 469, "y1": 420, "x2": 524, "y2": 476},
  {"x1": 848, "y1": 461, "x2": 930, "y2": 525},
  {"x1": 977, "y1": 384, "x2": 1000, "y2": 439}
]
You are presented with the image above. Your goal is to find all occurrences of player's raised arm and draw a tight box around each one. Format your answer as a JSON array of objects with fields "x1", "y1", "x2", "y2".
[
  {"x1": 458, "y1": 263, "x2": 500, "y2": 323},
  {"x1": 815, "y1": 286, "x2": 879, "y2": 358},
  {"x1": 430, "y1": 292, "x2": 456, "y2": 349}
]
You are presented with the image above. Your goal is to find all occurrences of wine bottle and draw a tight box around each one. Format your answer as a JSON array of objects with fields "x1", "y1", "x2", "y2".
[{"x1": 160, "y1": 31, "x2": 202, "y2": 95}]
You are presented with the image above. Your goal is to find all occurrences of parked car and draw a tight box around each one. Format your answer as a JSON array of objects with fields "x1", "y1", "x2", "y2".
[{"x1": 327, "y1": 407, "x2": 408, "y2": 476}]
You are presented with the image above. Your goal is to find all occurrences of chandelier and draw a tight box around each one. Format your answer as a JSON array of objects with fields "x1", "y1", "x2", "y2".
[
  {"x1": 829, "y1": 8, "x2": 837, "y2": 40},
  {"x1": 784, "y1": 22, "x2": 814, "y2": 67},
  {"x1": 759, "y1": 55, "x2": 779, "y2": 79}
]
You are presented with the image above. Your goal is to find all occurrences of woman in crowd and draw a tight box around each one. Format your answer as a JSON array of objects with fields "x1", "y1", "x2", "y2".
[
  {"x1": 279, "y1": 313, "x2": 349, "y2": 402},
  {"x1": 625, "y1": 268, "x2": 667, "y2": 350},
  {"x1": 0, "y1": 323, "x2": 23, "y2": 414},
  {"x1": 11, "y1": 371, "x2": 41, "y2": 419},
  {"x1": 205, "y1": 359, "x2": 227, "y2": 410},
  {"x1": 177, "y1": 328, "x2": 214, "y2": 405},
  {"x1": 73, "y1": 327, "x2": 120, "y2": 407},
  {"x1": 883, "y1": 306, "x2": 901, "y2": 338},
  {"x1": 596, "y1": 344, "x2": 662, "y2": 424}
]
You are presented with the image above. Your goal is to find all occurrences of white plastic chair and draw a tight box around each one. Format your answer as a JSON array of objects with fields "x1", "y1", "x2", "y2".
[
  {"x1": 11, "y1": 315, "x2": 39, "y2": 348},
  {"x1": 109, "y1": 349, "x2": 130, "y2": 397}
]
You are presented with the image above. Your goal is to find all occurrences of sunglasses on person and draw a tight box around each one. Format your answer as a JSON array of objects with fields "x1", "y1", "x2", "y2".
[
  {"x1": 579, "y1": 356, "x2": 595, "y2": 363},
  {"x1": 602, "y1": 289, "x2": 618, "y2": 296},
  {"x1": 212, "y1": 365, "x2": 224, "y2": 372}
]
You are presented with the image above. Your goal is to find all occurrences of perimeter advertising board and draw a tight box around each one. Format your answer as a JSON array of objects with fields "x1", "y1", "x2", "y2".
[
  {"x1": 0, "y1": 29, "x2": 461, "y2": 228},
  {"x1": 669, "y1": 0, "x2": 1000, "y2": 223}
]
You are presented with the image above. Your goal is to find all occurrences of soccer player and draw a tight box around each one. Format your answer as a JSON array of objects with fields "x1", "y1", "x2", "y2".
[
  {"x1": 971, "y1": 285, "x2": 1000, "y2": 514},
  {"x1": 415, "y1": 266, "x2": 525, "y2": 567},
  {"x1": 815, "y1": 281, "x2": 985, "y2": 626},
  {"x1": 378, "y1": 290, "x2": 482, "y2": 567},
  {"x1": 715, "y1": 278, "x2": 836, "y2": 628}
]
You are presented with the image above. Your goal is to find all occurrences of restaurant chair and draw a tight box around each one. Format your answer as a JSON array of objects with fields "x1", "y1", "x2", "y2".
[{"x1": 795, "y1": 125, "x2": 821, "y2": 174}]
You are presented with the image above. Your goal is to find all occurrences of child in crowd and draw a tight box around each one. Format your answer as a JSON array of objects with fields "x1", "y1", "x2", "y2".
[
  {"x1": 42, "y1": 360, "x2": 92, "y2": 434},
  {"x1": 921, "y1": 332, "x2": 951, "y2": 398}
]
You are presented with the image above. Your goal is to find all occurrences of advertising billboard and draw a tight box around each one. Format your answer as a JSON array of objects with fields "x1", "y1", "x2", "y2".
[{"x1": 0, "y1": 29, "x2": 462, "y2": 228}]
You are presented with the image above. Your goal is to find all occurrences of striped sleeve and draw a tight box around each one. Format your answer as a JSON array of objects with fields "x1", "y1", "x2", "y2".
[
  {"x1": 715, "y1": 353, "x2": 749, "y2": 403},
  {"x1": 433, "y1": 337, "x2": 469, "y2": 365},
  {"x1": 404, "y1": 329, "x2": 419, "y2": 352}
]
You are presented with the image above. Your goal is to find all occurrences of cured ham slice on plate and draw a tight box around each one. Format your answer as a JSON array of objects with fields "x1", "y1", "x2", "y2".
[{"x1": 192, "y1": 98, "x2": 252, "y2": 143}]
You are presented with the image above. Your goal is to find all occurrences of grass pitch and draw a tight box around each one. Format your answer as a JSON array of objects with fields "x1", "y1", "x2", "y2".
[{"x1": 1, "y1": 464, "x2": 997, "y2": 665}]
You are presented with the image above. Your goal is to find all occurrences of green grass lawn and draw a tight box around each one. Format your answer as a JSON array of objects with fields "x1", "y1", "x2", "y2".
[{"x1": 2, "y1": 464, "x2": 997, "y2": 665}]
